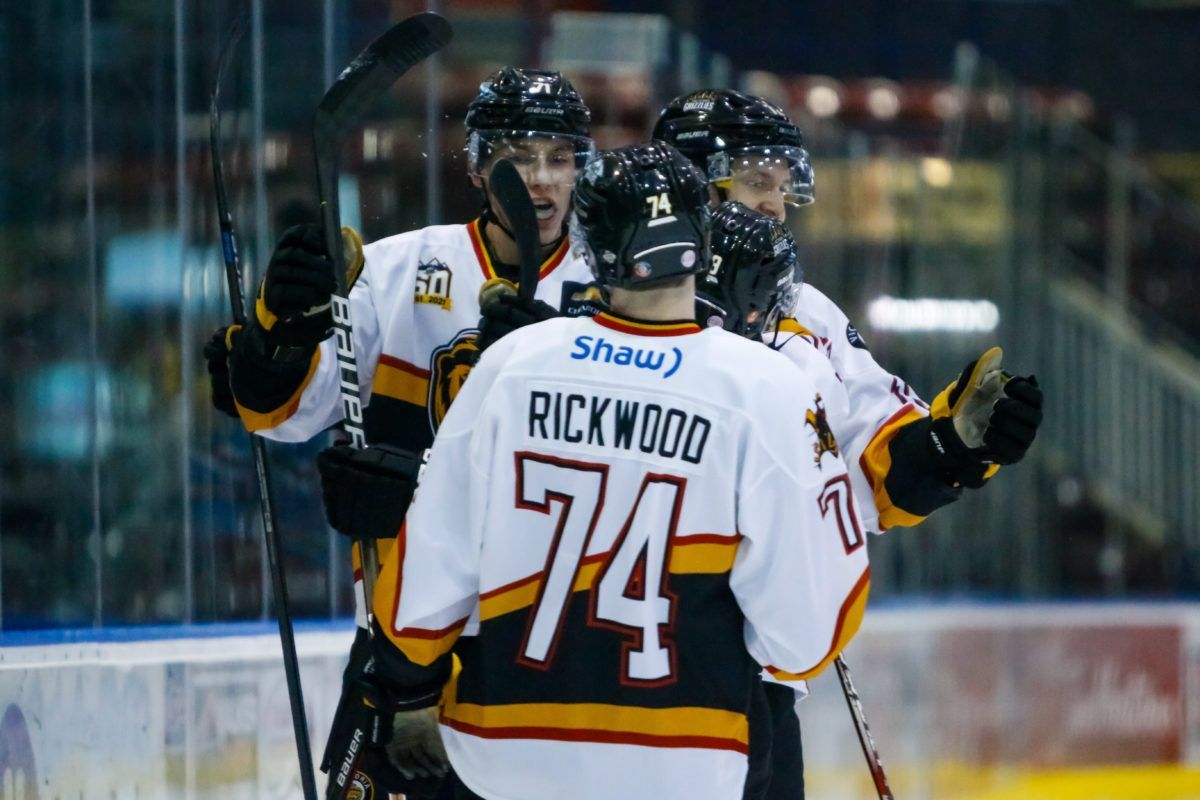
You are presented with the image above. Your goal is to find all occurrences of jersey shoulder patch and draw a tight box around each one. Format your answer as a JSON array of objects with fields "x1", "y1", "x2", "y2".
[
  {"x1": 846, "y1": 322, "x2": 869, "y2": 350},
  {"x1": 803, "y1": 393, "x2": 841, "y2": 467}
]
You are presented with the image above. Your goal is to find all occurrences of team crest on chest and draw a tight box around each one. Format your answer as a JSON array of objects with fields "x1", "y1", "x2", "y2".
[
  {"x1": 415, "y1": 258, "x2": 454, "y2": 310},
  {"x1": 804, "y1": 394, "x2": 840, "y2": 467},
  {"x1": 429, "y1": 330, "x2": 480, "y2": 430}
]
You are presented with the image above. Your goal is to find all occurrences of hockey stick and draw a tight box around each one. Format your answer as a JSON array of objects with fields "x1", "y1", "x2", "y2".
[
  {"x1": 209, "y1": 11, "x2": 319, "y2": 800},
  {"x1": 835, "y1": 654, "x2": 895, "y2": 800},
  {"x1": 489, "y1": 158, "x2": 542, "y2": 301},
  {"x1": 312, "y1": 11, "x2": 453, "y2": 617}
]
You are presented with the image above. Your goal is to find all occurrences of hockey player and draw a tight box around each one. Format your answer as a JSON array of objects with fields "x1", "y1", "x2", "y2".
[
  {"x1": 657, "y1": 90, "x2": 1044, "y2": 799},
  {"x1": 359, "y1": 142, "x2": 871, "y2": 800},
  {"x1": 211, "y1": 67, "x2": 597, "y2": 797}
]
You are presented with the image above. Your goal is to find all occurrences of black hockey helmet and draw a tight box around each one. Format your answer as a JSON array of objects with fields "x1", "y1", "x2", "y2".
[
  {"x1": 571, "y1": 142, "x2": 711, "y2": 290},
  {"x1": 465, "y1": 67, "x2": 594, "y2": 174},
  {"x1": 652, "y1": 89, "x2": 814, "y2": 206},
  {"x1": 696, "y1": 202, "x2": 801, "y2": 337}
]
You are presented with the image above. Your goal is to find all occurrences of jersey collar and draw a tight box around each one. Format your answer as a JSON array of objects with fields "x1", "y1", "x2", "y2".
[
  {"x1": 592, "y1": 311, "x2": 702, "y2": 337},
  {"x1": 467, "y1": 218, "x2": 571, "y2": 283}
]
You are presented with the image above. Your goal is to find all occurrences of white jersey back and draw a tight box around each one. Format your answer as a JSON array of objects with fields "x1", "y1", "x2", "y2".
[{"x1": 374, "y1": 310, "x2": 871, "y2": 800}]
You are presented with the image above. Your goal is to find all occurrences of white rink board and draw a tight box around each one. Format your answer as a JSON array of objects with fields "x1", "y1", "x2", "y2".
[
  {"x1": 1, "y1": 606, "x2": 1198, "y2": 798},
  {"x1": 0, "y1": 623, "x2": 355, "y2": 799}
]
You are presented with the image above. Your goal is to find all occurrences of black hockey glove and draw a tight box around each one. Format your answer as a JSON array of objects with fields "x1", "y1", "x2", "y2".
[
  {"x1": 244, "y1": 223, "x2": 337, "y2": 363},
  {"x1": 202, "y1": 326, "x2": 240, "y2": 419},
  {"x1": 322, "y1": 660, "x2": 447, "y2": 800},
  {"x1": 979, "y1": 375, "x2": 1042, "y2": 465},
  {"x1": 317, "y1": 444, "x2": 423, "y2": 539},
  {"x1": 901, "y1": 350, "x2": 1044, "y2": 490},
  {"x1": 476, "y1": 284, "x2": 558, "y2": 353}
]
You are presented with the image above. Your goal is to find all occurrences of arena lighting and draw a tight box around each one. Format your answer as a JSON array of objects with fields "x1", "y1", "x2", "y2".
[
  {"x1": 985, "y1": 91, "x2": 1012, "y2": 122},
  {"x1": 931, "y1": 87, "x2": 965, "y2": 119},
  {"x1": 920, "y1": 157, "x2": 954, "y2": 188},
  {"x1": 806, "y1": 84, "x2": 842, "y2": 118},
  {"x1": 866, "y1": 296, "x2": 1000, "y2": 333},
  {"x1": 865, "y1": 82, "x2": 902, "y2": 120}
]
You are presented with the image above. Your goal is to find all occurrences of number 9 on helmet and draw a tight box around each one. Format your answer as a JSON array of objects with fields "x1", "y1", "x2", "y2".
[{"x1": 696, "y1": 201, "x2": 802, "y2": 338}]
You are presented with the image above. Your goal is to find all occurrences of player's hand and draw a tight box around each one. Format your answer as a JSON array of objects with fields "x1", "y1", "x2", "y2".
[
  {"x1": 929, "y1": 348, "x2": 1044, "y2": 486},
  {"x1": 385, "y1": 707, "x2": 449, "y2": 782},
  {"x1": 944, "y1": 347, "x2": 1005, "y2": 448},
  {"x1": 316, "y1": 444, "x2": 422, "y2": 539},
  {"x1": 247, "y1": 223, "x2": 336, "y2": 361},
  {"x1": 476, "y1": 282, "x2": 558, "y2": 353},
  {"x1": 322, "y1": 668, "x2": 443, "y2": 799},
  {"x1": 979, "y1": 374, "x2": 1042, "y2": 465},
  {"x1": 202, "y1": 326, "x2": 240, "y2": 418}
]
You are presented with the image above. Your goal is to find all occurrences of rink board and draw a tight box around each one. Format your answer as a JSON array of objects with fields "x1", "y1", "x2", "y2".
[
  {"x1": 0, "y1": 622, "x2": 355, "y2": 799},
  {"x1": 1, "y1": 606, "x2": 1198, "y2": 798}
]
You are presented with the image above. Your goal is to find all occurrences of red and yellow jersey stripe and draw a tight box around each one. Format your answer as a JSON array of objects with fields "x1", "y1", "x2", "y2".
[
  {"x1": 477, "y1": 533, "x2": 740, "y2": 623},
  {"x1": 591, "y1": 312, "x2": 702, "y2": 337},
  {"x1": 441, "y1": 695, "x2": 750, "y2": 755},
  {"x1": 467, "y1": 218, "x2": 571, "y2": 284},
  {"x1": 765, "y1": 566, "x2": 871, "y2": 682}
]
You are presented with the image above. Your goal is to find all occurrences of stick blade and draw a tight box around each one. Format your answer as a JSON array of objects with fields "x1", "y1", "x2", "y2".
[
  {"x1": 489, "y1": 159, "x2": 541, "y2": 301},
  {"x1": 314, "y1": 12, "x2": 453, "y2": 146}
]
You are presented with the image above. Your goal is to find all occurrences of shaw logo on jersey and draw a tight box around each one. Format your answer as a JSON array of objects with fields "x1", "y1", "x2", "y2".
[
  {"x1": 804, "y1": 393, "x2": 840, "y2": 467},
  {"x1": 570, "y1": 335, "x2": 683, "y2": 379},
  {"x1": 414, "y1": 259, "x2": 453, "y2": 310},
  {"x1": 429, "y1": 331, "x2": 479, "y2": 430}
]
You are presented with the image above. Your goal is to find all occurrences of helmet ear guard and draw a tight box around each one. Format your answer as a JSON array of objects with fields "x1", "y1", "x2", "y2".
[{"x1": 572, "y1": 143, "x2": 711, "y2": 290}]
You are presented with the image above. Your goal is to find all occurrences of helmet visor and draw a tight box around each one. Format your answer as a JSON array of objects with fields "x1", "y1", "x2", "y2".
[
  {"x1": 710, "y1": 145, "x2": 815, "y2": 207},
  {"x1": 468, "y1": 130, "x2": 595, "y2": 183}
]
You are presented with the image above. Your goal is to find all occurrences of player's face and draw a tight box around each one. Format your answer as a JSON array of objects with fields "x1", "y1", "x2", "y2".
[
  {"x1": 724, "y1": 158, "x2": 794, "y2": 222},
  {"x1": 482, "y1": 138, "x2": 578, "y2": 245}
]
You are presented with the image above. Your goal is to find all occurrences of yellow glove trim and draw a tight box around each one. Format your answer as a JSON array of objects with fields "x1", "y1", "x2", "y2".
[
  {"x1": 930, "y1": 346, "x2": 1003, "y2": 419},
  {"x1": 233, "y1": 348, "x2": 321, "y2": 432},
  {"x1": 342, "y1": 226, "x2": 365, "y2": 289},
  {"x1": 255, "y1": 281, "x2": 279, "y2": 332}
]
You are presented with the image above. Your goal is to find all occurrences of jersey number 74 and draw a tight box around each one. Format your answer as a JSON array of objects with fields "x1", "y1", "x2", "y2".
[{"x1": 513, "y1": 452, "x2": 682, "y2": 686}]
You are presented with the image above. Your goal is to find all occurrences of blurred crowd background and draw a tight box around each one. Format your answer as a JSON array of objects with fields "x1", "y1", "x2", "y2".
[{"x1": 1, "y1": 0, "x2": 1198, "y2": 630}]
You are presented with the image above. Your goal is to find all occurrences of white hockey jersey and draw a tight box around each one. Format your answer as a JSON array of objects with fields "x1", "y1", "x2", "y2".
[
  {"x1": 772, "y1": 284, "x2": 932, "y2": 532},
  {"x1": 373, "y1": 310, "x2": 871, "y2": 800},
  {"x1": 237, "y1": 219, "x2": 598, "y2": 448},
  {"x1": 233, "y1": 220, "x2": 599, "y2": 622}
]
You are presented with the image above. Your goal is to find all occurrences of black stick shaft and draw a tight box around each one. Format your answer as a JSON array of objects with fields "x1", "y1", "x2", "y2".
[
  {"x1": 311, "y1": 12, "x2": 453, "y2": 632},
  {"x1": 210, "y1": 14, "x2": 319, "y2": 800},
  {"x1": 835, "y1": 655, "x2": 895, "y2": 800}
]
